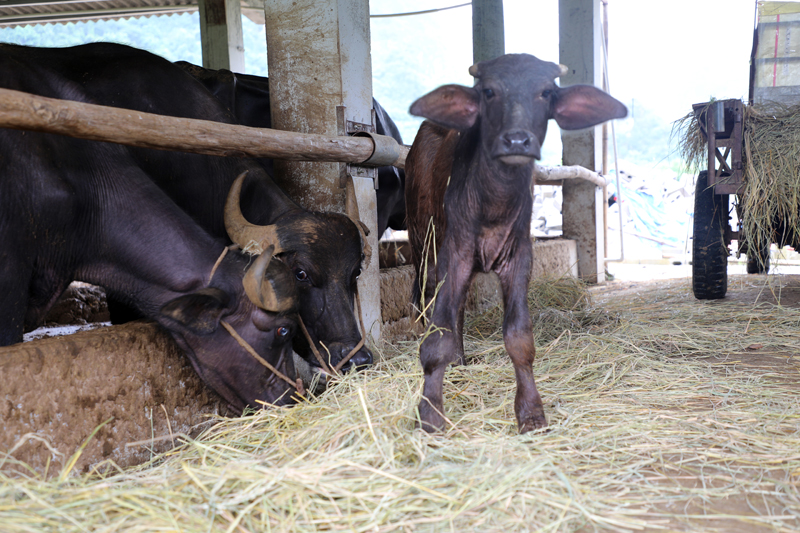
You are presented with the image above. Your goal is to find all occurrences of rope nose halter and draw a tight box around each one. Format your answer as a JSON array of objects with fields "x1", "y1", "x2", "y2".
[{"x1": 296, "y1": 286, "x2": 368, "y2": 376}]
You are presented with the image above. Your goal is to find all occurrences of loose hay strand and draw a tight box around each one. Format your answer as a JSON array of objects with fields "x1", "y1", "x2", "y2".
[{"x1": 2, "y1": 277, "x2": 800, "y2": 531}]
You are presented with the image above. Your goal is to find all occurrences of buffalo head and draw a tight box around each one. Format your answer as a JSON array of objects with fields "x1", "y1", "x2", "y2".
[
  {"x1": 224, "y1": 172, "x2": 373, "y2": 378},
  {"x1": 157, "y1": 236, "x2": 300, "y2": 412}
]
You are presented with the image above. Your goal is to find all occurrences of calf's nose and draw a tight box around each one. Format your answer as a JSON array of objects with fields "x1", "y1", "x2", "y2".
[{"x1": 495, "y1": 130, "x2": 541, "y2": 161}]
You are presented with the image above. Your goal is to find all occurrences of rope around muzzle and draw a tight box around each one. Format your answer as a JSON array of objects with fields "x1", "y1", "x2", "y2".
[
  {"x1": 296, "y1": 287, "x2": 368, "y2": 376},
  {"x1": 208, "y1": 246, "x2": 305, "y2": 397},
  {"x1": 219, "y1": 320, "x2": 302, "y2": 395},
  {"x1": 294, "y1": 211, "x2": 370, "y2": 376}
]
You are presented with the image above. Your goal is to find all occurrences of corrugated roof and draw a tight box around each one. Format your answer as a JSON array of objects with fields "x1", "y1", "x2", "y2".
[{"x1": 0, "y1": 0, "x2": 265, "y2": 27}]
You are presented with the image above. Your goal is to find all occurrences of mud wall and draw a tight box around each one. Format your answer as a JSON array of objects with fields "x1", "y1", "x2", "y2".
[{"x1": 1, "y1": 322, "x2": 229, "y2": 478}]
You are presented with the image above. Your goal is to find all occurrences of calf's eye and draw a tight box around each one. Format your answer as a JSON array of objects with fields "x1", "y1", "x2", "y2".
[
  {"x1": 483, "y1": 88, "x2": 495, "y2": 99},
  {"x1": 277, "y1": 326, "x2": 290, "y2": 338},
  {"x1": 294, "y1": 268, "x2": 308, "y2": 281}
]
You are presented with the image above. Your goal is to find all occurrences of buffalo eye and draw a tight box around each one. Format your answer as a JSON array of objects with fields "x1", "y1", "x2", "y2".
[
  {"x1": 483, "y1": 88, "x2": 495, "y2": 100},
  {"x1": 541, "y1": 89, "x2": 553, "y2": 99},
  {"x1": 293, "y1": 268, "x2": 308, "y2": 282},
  {"x1": 277, "y1": 326, "x2": 290, "y2": 339}
]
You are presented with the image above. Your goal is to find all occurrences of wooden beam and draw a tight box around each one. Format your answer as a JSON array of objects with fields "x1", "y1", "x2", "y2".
[{"x1": 0, "y1": 87, "x2": 408, "y2": 167}]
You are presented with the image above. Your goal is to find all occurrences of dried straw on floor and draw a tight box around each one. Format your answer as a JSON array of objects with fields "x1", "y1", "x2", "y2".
[{"x1": 2, "y1": 276, "x2": 799, "y2": 532}]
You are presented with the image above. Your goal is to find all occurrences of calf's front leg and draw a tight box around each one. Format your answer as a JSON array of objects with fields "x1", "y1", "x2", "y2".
[{"x1": 498, "y1": 249, "x2": 547, "y2": 433}]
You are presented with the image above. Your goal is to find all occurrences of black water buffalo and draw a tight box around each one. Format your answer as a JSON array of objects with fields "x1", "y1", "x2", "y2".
[
  {"x1": 0, "y1": 53, "x2": 301, "y2": 410},
  {"x1": 405, "y1": 54, "x2": 627, "y2": 433},
  {"x1": 175, "y1": 62, "x2": 407, "y2": 238},
  {"x1": 0, "y1": 42, "x2": 372, "y2": 374}
]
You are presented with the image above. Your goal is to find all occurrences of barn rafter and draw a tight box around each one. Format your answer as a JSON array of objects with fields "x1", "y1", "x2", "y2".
[{"x1": 0, "y1": 0, "x2": 266, "y2": 27}]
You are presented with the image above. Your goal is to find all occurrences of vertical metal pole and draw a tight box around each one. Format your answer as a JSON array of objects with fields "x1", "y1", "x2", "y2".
[
  {"x1": 264, "y1": 0, "x2": 381, "y2": 341},
  {"x1": 559, "y1": 0, "x2": 605, "y2": 283},
  {"x1": 601, "y1": 0, "x2": 609, "y2": 260},
  {"x1": 198, "y1": 0, "x2": 245, "y2": 72},
  {"x1": 472, "y1": 0, "x2": 505, "y2": 63}
]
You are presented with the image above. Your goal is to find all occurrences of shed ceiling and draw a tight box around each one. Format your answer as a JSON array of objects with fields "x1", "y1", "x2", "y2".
[{"x1": 0, "y1": 0, "x2": 266, "y2": 27}]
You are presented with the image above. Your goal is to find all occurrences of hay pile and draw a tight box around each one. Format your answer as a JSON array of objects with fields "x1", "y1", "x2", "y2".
[
  {"x1": 2, "y1": 277, "x2": 799, "y2": 531},
  {"x1": 676, "y1": 102, "x2": 800, "y2": 258},
  {"x1": 741, "y1": 104, "x2": 800, "y2": 254},
  {"x1": 466, "y1": 274, "x2": 617, "y2": 345}
]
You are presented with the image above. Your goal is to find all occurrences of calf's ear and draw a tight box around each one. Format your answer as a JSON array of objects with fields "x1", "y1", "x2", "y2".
[
  {"x1": 552, "y1": 84, "x2": 628, "y2": 130},
  {"x1": 409, "y1": 84, "x2": 480, "y2": 130},
  {"x1": 160, "y1": 287, "x2": 230, "y2": 335}
]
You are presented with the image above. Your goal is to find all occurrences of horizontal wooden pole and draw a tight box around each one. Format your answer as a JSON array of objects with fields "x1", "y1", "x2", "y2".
[
  {"x1": 0, "y1": 87, "x2": 408, "y2": 169},
  {"x1": 534, "y1": 164, "x2": 608, "y2": 187}
]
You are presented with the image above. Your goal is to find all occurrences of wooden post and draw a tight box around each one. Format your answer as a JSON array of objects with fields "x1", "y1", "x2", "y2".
[
  {"x1": 198, "y1": 0, "x2": 245, "y2": 73},
  {"x1": 264, "y1": 0, "x2": 381, "y2": 341},
  {"x1": 472, "y1": 0, "x2": 505, "y2": 63},
  {"x1": 559, "y1": 0, "x2": 605, "y2": 283}
]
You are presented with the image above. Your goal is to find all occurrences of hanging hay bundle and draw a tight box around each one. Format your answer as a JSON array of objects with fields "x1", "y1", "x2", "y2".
[
  {"x1": 674, "y1": 108, "x2": 708, "y2": 173},
  {"x1": 741, "y1": 104, "x2": 800, "y2": 253},
  {"x1": 676, "y1": 102, "x2": 800, "y2": 257}
]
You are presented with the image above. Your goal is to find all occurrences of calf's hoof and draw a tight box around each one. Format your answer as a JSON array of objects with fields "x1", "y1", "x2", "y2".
[
  {"x1": 417, "y1": 399, "x2": 446, "y2": 433},
  {"x1": 518, "y1": 412, "x2": 548, "y2": 434}
]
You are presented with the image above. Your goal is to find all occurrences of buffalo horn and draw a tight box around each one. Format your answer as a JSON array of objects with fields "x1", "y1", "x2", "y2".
[
  {"x1": 242, "y1": 245, "x2": 297, "y2": 313},
  {"x1": 348, "y1": 216, "x2": 372, "y2": 271},
  {"x1": 557, "y1": 64, "x2": 569, "y2": 77},
  {"x1": 468, "y1": 63, "x2": 480, "y2": 78},
  {"x1": 224, "y1": 171, "x2": 283, "y2": 255}
]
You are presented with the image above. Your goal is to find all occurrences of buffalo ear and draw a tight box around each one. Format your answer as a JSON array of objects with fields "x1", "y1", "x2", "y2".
[
  {"x1": 409, "y1": 84, "x2": 480, "y2": 130},
  {"x1": 552, "y1": 84, "x2": 628, "y2": 130},
  {"x1": 160, "y1": 287, "x2": 230, "y2": 335}
]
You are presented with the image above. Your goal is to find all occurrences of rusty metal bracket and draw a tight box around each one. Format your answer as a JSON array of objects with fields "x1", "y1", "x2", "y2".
[
  {"x1": 337, "y1": 105, "x2": 378, "y2": 189},
  {"x1": 692, "y1": 99, "x2": 744, "y2": 195}
]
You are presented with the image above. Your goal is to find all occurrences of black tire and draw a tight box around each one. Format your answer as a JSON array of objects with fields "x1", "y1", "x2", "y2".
[
  {"x1": 746, "y1": 242, "x2": 770, "y2": 274},
  {"x1": 692, "y1": 171, "x2": 729, "y2": 299}
]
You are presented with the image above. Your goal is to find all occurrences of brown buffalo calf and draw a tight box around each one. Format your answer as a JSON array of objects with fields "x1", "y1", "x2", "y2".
[{"x1": 405, "y1": 54, "x2": 627, "y2": 434}]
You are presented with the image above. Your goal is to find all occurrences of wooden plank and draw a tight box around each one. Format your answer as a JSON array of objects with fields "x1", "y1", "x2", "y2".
[{"x1": 0, "y1": 87, "x2": 408, "y2": 168}]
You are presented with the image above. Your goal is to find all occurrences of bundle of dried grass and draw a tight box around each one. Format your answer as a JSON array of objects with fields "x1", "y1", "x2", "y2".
[
  {"x1": 466, "y1": 274, "x2": 617, "y2": 344},
  {"x1": 674, "y1": 107, "x2": 709, "y2": 174},
  {"x1": 1, "y1": 277, "x2": 799, "y2": 532},
  {"x1": 675, "y1": 102, "x2": 800, "y2": 257},
  {"x1": 741, "y1": 104, "x2": 800, "y2": 254}
]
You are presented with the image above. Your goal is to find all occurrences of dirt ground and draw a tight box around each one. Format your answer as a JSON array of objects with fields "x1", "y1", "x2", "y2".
[{"x1": 592, "y1": 272, "x2": 800, "y2": 532}]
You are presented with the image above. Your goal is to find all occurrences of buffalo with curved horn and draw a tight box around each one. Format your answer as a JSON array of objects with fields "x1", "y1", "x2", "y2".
[{"x1": 0, "y1": 42, "x2": 374, "y2": 375}]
